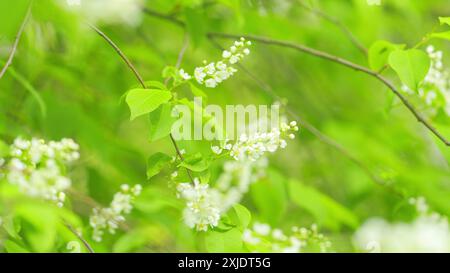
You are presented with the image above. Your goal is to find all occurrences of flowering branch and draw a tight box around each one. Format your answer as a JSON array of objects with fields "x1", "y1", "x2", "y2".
[
  {"x1": 208, "y1": 36, "x2": 402, "y2": 196},
  {"x1": 141, "y1": 8, "x2": 392, "y2": 176},
  {"x1": 89, "y1": 24, "x2": 196, "y2": 183},
  {"x1": 207, "y1": 32, "x2": 450, "y2": 147},
  {"x1": 0, "y1": 2, "x2": 32, "y2": 80}
]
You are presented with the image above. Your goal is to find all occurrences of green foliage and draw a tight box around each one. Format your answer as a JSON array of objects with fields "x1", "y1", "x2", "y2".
[
  {"x1": 148, "y1": 103, "x2": 177, "y2": 141},
  {"x1": 289, "y1": 180, "x2": 359, "y2": 231},
  {"x1": 368, "y1": 40, "x2": 405, "y2": 71},
  {"x1": 388, "y1": 49, "x2": 430, "y2": 91},
  {"x1": 250, "y1": 170, "x2": 288, "y2": 226},
  {"x1": 126, "y1": 89, "x2": 172, "y2": 120}
]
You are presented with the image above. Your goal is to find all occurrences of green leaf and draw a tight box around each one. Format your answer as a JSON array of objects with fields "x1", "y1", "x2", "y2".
[
  {"x1": 388, "y1": 49, "x2": 430, "y2": 91},
  {"x1": 148, "y1": 103, "x2": 178, "y2": 141},
  {"x1": 368, "y1": 40, "x2": 405, "y2": 71},
  {"x1": 126, "y1": 89, "x2": 172, "y2": 120},
  {"x1": 439, "y1": 17, "x2": 450, "y2": 26},
  {"x1": 2, "y1": 216, "x2": 21, "y2": 240},
  {"x1": 250, "y1": 169, "x2": 287, "y2": 226},
  {"x1": 146, "y1": 152, "x2": 172, "y2": 179},
  {"x1": 229, "y1": 204, "x2": 251, "y2": 231},
  {"x1": 204, "y1": 228, "x2": 243, "y2": 252},
  {"x1": 430, "y1": 31, "x2": 450, "y2": 41},
  {"x1": 178, "y1": 153, "x2": 210, "y2": 172},
  {"x1": 4, "y1": 65, "x2": 47, "y2": 117},
  {"x1": 289, "y1": 180, "x2": 359, "y2": 230}
]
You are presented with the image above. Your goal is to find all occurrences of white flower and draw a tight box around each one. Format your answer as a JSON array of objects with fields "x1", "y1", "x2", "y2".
[
  {"x1": 243, "y1": 222, "x2": 331, "y2": 253},
  {"x1": 229, "y1": 120, "x2": 298, "y2": 161},
  {"x1": 194, "y1": 67, "x2": 206, "y2": 83},
  {"x1": 213, "y1": 157, "x2": 267, "y2": 212},
  {"x1": 179, "y1": 69, "x2": 192, "y2": 80},
  {"x1": 254, "y1": 222, "x2": 271, "y2": 236},
  {"x1": 205, "y1": 78, "x2": 217, "y2": 88},
  {"x1": 222, "y1": 50, "x2": 231, "y2": 58},
  {"x1": 176, "y1": 178, "x2": 221, "y2": 231},
  {"x1": 62, "y1": 0, "x2": 144, "y2": 27},
  {"x1": 354, "y1": 216, "x2": 450, "y2": 253},
  {"x1": 4, "y1": 137, "x2": 79, "y2": 207},
  {"x1": 90, "y1": 184, "x2": 141, "y2": 242},
  {"x1": 403, "y1": 45, "x2": 450, "y2": 116},
  {"x1": 211, "y1": 146, "x2": 222, "y2": 154}
]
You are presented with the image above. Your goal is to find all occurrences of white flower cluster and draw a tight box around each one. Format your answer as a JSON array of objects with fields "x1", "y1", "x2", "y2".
[
  {"x1": 353, "y1": 197, "x2": 450, "y2": 253},
  {"x1": 402, "y1": 45, "x2": 450, "y2": 116},
  {"x1": 89, "y1": 184, "x2": 142, "y2": 242},
  {"x1": 212, "y1": 121, "x2": 298, "y2": 161},
  {"x1": 214, "y1": 158, "x2": 268, "y2": 212},
  {"x1": 176, "y1": 178, "x2": 221, "y2": 231},
  {"x1": 174, "y1": 158, "x2": 267, "y2": 232},
  {"x1": 2, "y1": 137, "x2": 79, "y2": 207},
  {"x1": 63, "y1": 0, "x2": 144, "y2": 26},
  {"x1": 243, "y1": 223, "x2": 331, "y2": 253},
  {"x1": 180, "y1": 37, "x2": 251, "y2": 88}
]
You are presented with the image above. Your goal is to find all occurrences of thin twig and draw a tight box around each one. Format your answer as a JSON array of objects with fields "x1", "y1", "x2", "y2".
[
  {"x1": 168, "y1": 33, "x2": 195, "y2": 182},
  {"x1": 296, "y1": 0, "x2": 368, "y2": 55},
  {"x1": 0, "y1": 2, "x2": 32, "y2": 80},
  {"x1": 64, "y1": 222, "x2": 95, "y2": 253},
  {"x1": 207, "y1": 32, "x2": 450, "y2": 147},
  {"x1": 89, "y1": 24, "x2": 196, "y2": 182},
  {"x1": 144, "y1": 8, "x2": 383, "y2": 165},
  {"x1": 88, "y1": 23, "x2": 146, "y2": 88}
]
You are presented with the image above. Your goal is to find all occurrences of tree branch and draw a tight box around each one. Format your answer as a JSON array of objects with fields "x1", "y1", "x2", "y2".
[
  {"x1": 64, "y1": 222, "x2": 95, "y2": 253},
  {"x1": 208, "y1": 37, "x2": 401, "y2": 193},
  {"x1": 0, "y1": 2, "x2": 32, "y2": 80},
  {"x1": 207, "y1": 32, "x2": 450, "y2": 147}
]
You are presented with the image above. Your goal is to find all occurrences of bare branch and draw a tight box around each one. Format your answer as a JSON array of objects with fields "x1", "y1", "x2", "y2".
[
  {"x1": 208, "y1": 32, "x2": 450, "y2": 147},
  {"x1": 89, "y1": 23, "x2": 146, "y2": 88}
]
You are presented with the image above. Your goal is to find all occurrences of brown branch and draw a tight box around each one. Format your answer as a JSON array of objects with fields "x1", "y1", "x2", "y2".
[
  {"x1": 207, "y1": 32, "x2": 450, "y2": 147},
  {"x1": 88, "y1": 23, "x2": 146, "y2": 88},
  {"x1": 90, "y1": 24, "x2": 196, "y2": 183},
  {"x1": 0, "y1": 2, "x2": 32, "y2": 80},
  {"x1": 63, "y1": 222, "x2": 95, "y2": 253},
  {"x1": 296, "y1": 0, "x2": 367, "y2": 56}
]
